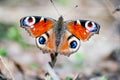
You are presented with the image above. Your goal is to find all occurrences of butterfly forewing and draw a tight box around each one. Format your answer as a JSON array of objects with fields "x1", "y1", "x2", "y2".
[
  {"x1": 20, "y1": 16, "x2": 57, "y2": 54},
  {"x1": 20, "y1": 16, "x2": 55, "y2": 37},
  {"x1": 65, "y1": 20, "x2": 100, "y2": 41}
]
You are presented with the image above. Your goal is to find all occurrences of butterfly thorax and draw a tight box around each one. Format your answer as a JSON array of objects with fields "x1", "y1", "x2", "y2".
[{"x1": 55, "y1": 16, "x2": 65, "y2": 48}]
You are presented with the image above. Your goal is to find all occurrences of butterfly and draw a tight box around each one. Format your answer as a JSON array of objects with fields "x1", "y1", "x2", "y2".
[{"x1": 20, "y1": 16, "x2": 100, "y2": 56}]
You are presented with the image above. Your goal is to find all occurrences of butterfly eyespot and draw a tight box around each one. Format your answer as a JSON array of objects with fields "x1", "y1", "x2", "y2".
[
  {"x1": 39, "y1": 36, "x2": 46, "y2": 44},
  {"x1": 68, "y1": 36, "x2": 80, "y2": 52},
  {"x1": 44, "y1": 18, "x2": 47, "y2": 23},
  {"x1": 24, "y1": 16, "x2": 35, "y2": 26},
  {"x1": 36, "y1": 33, "x2": 48, "y2": 48},
  {"x1": 74, "y1": 21, "x2": 77, "y2": 25},
  {"x1": 85, "y1": 21, "x2": 97, "y2": 32},
  {"x1": 70, "y1": 40, "x2": 77, "y2": 48}
]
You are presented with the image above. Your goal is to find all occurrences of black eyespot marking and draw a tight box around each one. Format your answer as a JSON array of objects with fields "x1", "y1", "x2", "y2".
[
  {"x1": 44, "y1": 18, "x2": 47, "y2": 23},
  {"x1": 45, "y1": 32, "x2": 49, "y2": 38},
  {"x1": 80, "y1": 20, "x2": 86, "y2": 27},
  {"x1": 74, "y1": 21, "x2": 77, "y2": 25},
  {"x1": 67, "y1": 35, "x2": 74, "y2": 40},
  {"x1": 20, "y1": 18, "x2": 26, "y2": 26},
  {"x1": 34, "y1": 16, "x2": 41, "y2": 23}
]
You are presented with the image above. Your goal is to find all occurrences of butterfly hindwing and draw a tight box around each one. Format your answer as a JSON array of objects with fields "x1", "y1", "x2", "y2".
[
  {"x1": 66, "y1": 20, "x2": 100, "y2": 40},
  {"x1": 20, "y1": 16, "x2": 55, "y2": 37},
  {"x1": 57, "y1": 30, "x2": 80, "y2": 56},
  {"x1": 36, "y1": 29, "x2": 56, "y2": 53}
]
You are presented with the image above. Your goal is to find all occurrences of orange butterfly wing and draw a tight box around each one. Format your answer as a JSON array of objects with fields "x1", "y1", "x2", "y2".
[
  {"x1": 66, "y1": 20, "x2": 100, "y2": 40},
  {"x1": 36, "y1": 29, "x2": 56, "y2": 53},
  {"x1": 29, "y1": 19, "x2": 54, "y2": 37},
  {"x1": 20, "y1": 16, "x2": 55, "y2": 37}
]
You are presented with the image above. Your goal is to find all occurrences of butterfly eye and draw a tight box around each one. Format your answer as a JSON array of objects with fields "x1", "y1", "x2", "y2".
[
  {"x1": 24, "y1": 16, "x2": 35, "y2": 26},
  {"x1": 85, "y1": 21, "x2": 97, "y2": 32},
  {"x1": 68, "y1": 36, "x2": 80, "y2": 52}
]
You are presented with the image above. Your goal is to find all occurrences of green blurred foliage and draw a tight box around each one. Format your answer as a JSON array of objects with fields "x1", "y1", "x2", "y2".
[
  {"x1": 0, "y1": 47, "x2": 7, "y2": 56},
  {"x1": 55, "y1": 0, "x2": 68, "y2": 5},
  {"x1": 7, "y1": 25, "x2": 20, "y2": 41},
  {"x1": 0, "y1": 22, "x2": 30, "y2": 47},
  {"x1": 28, "y1": 62, "x2": 39, "y2": 69},
  {"x1": 65, "y1": 76, "x2": 72, "y2": 80},
  {"x1": 0, "y1": 22, "x2": 13, "y2": 39},
  {"x1": 73, "y1": 52, "x2": 84, "y2": 67},
  {"x1": 101, "y1": 76, "x2": 108, "y2": 80},
  {"x1": 58, "y1": 52, "x2": 84, "y2": 69},
  {"x1": 54, "y1": 0, "x2": 72, "y2": 6}
]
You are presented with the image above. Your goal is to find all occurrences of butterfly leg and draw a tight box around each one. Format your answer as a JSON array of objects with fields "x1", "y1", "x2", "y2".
[{"x1": 49, "y1": 52, "x2": 58, "y2": 68}]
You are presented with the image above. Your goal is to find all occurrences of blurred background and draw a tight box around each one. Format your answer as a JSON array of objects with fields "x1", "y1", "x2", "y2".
[{"x1": 0, "y1": 0, "x2": 120, "y2": 80}]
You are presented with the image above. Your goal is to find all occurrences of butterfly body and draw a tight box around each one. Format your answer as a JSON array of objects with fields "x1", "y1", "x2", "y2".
[{"x1": 20, "y1": 16, "x2": 100, "y2": 56}]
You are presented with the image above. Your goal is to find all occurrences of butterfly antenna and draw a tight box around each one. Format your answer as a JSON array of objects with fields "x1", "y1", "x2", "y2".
[{"x1": 50, "y1": 0, "x2": 61, "y2": 16}]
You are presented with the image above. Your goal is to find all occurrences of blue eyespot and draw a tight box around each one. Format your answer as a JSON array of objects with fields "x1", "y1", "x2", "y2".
[
  {"x1": 91, "y1": 26, "x2": 97, "y2": 32},
  {"x1": 70, "y1": 40, "x2": 77, "y2": 48},
  {"x1": 22, "y1": 19, "x2": 28, "y2": 26},
  {"x1": 39, "y1": 36, "x2": 46, "y2": 44}
]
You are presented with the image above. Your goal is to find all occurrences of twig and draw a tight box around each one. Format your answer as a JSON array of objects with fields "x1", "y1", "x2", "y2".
[
  {"x1": 45, "y1": 63, "x2": 60, "y2": 80},
  {"x1": 44, "y1": 52, "x2": 59, "y2": 80},
  {"x1": 48, "y1": 52, "x2": 58, "y2": 68},
  {"x1": 0, "y1": 56, "x2": 15, "y2": 80}
]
